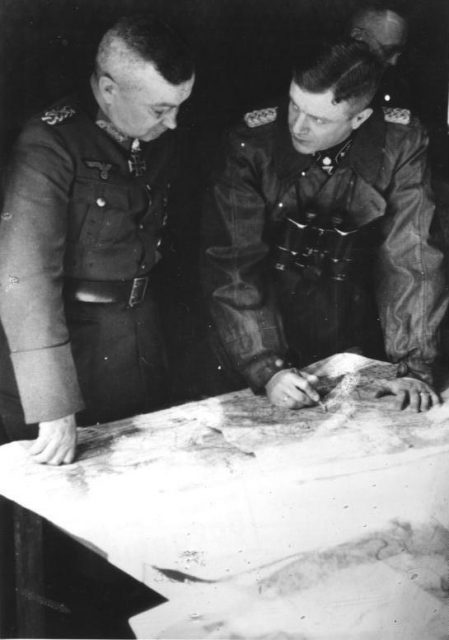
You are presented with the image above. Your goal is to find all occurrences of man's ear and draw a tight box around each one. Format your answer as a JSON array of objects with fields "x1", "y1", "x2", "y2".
[
  {"x1": 98, "y1": 75, "x2": 117, "y2": 105},
  {"x1": 351, "y1": 107, "x2": 373, "y2": 130}
]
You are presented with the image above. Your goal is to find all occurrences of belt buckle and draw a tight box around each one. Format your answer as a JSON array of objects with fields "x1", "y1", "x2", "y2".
[{"x1": 128, "y1": 276, "x2": 149, "y2": 307}]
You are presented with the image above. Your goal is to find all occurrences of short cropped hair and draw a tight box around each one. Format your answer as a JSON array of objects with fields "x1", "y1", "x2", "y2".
[
  {"x1": 96, "y1": 14, "x2": 194, "y2": 85},
  {"x1": 292, "y1": 39, "x2": 383, "y2": 110}
]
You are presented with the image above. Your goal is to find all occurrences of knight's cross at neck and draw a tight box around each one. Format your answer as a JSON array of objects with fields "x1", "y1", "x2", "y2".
[
  {"x1": 95, "y1": 118, "x2": 147, "y2": 177},
  {"x1": 128, "y1": 139, "x2": 147, "y2": 177}
]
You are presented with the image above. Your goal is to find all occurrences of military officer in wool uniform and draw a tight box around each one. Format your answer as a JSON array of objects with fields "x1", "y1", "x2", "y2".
[
  {"x1": 202, "y1": 39, "x2": 447, "y2": 413},
  {"x1": 0, "y1": 15, "x2": 195, "y2": 464}
]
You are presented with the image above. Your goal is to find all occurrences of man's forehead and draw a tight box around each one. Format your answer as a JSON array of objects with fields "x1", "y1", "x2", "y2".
[{"x1": 289, "y1": 82, "x2": 351, "y2": 119}]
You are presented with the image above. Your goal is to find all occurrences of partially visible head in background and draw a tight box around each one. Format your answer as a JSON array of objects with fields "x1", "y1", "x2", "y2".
[
  {"x1": 350, "y1": 0, "x2": 409, "y2": 66},
  {"x1": 92, "y1": 14, "x2": 195, "y2": 141}
]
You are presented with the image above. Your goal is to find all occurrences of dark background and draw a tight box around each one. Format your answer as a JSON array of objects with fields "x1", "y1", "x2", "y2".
[{"x1": 0, "y1": 0, "x2": 448, "y2": 169}]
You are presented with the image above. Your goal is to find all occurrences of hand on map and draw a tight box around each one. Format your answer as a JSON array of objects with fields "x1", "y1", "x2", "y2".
[
  {"x1": 374, "y1": 377, "x2": 440, "y2": 412},
  {"x1": 266, "y1": 368, "x2": 321, "y2": 409},
  {"x1": 30, "y1": 414, "x2": 77, "y2": 465}
]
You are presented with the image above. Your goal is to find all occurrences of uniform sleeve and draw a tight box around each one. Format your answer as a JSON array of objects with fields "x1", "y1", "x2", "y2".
[
  {"x1": 201, "y1": 129, "x2": 287, "y2": 390},
  {"x1": 0, "y1": 122, "x2": 85, "y2": 423},
  {"x1": 376, "y1": 124, "x2": 448, "y2": 385}
]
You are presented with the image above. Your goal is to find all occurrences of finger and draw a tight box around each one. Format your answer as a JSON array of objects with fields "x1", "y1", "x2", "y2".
[
  {"x1": 291, "y1": 393, "x2": 315, "y2": 408},
  {"x1": 29, "y1": 436, "x2": 51, "y2": 457},
  {"x1": 289, "y1": 392, "x2": 315, "y2": 409},
  {"x1": 271, "y1": 392, "x2": 294, "y2": 408},
  {"x1": 62, "y1": 447, "x2": 76, "y2": 465},
  {"x1": 275, "y1": 388, "x2": 313, "y2": 410},
  {"x1": 428, "y1": 390, "x2": 441, "y2": 408},
  {"x1": 408, "y1": 390, "x2": 420, "y2": 412},
  {"x1": 31, "y1": 450, "x2": 55, "y2": 465},
  {"x1": 282, "y1": 396, "x2": 298, "y2": 409},
  {"x1": 292, "y1": 376, "x2": 320, "y2": 403},
  {"x1": 283, "y1": 388, "x2": 311, "y2": 408},
  {"x1": 31, "y1": 439, "x2": 60, "y2": 464},
  {"x1": 419, "y1": 392, "x2": 432, "y2": 412},
  {"x1": 44, "y1": 442, "x2": 71, "y2": 466},
  {"x1": 394, "y1": 390, "x2": 408, "y2": 411},
  {"x1": 301, "y1": 372, "x2": 319, "y2": 385},
  {"x1": 46, "y1": 452, "x2": 69, "y2": 466},
  {"x1": 287, "y1": 384, "x2": 314, "y2": 403}
]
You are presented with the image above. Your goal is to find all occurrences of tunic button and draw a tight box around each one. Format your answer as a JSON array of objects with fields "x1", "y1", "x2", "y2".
[
  {"x1": 96, "y1": 197, "x2": 106, "y2": 207},
  {"x1": 300, "y1": 171, "x2": 306, "y2": 177},
  {"x1": 138, "y1": 224, "x2": 144, "y2": 230},
  {"x1": 156, "y1": 238, "x2": 162, "y2": 248}
]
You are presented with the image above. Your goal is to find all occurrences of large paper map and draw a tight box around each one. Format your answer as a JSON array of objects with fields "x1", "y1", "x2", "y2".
[{"x1": 0, "y1": 353, "x2": 448, "y2": 639}]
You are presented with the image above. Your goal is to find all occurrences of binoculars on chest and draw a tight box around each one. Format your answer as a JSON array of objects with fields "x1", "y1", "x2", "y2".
[{"x1": 273, "y1": 210, "x2": 361, "y2": 282}]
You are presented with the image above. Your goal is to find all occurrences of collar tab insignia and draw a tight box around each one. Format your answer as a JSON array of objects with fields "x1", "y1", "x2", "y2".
[
  {"x1": 96, "y1": 119, "x2": 129, "y2": 145},
  {"x1": 383, "y1": 107, "x2": 411, "y2": 125},
  {"x1": 41, "y1": 105, "x2": 76, "y2": 126},
  {"x1": 244, "y1": 107, "x2": 278, "y2": 128}
]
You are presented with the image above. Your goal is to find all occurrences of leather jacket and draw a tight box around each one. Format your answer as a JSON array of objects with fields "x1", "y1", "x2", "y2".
[{"x1": 202, "y1": 104, "x2": 448, "y2": 390}]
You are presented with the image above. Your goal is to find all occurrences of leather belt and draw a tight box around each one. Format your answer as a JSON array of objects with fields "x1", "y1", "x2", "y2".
[{"x1": 64, "y1": 276, "x2": 149, "y2": 308}]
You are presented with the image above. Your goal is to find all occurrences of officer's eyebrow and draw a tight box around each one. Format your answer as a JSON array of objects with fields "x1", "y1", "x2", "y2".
[{"x1": 289, "y1": 93, "x2": 333, "y2": 123}]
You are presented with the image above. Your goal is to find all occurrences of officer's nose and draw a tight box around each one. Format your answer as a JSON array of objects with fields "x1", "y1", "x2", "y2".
[
  {"x1": 292, "y1": 113, "x2": 308, "y2": 135},
  {"x1": 162, "y1": 109, "x2": 178, "y2": 130}
]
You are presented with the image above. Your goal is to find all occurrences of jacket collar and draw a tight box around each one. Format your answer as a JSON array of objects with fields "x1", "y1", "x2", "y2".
[{"x1": 274, "y1": 102, "x2": 386, "y2": 185}]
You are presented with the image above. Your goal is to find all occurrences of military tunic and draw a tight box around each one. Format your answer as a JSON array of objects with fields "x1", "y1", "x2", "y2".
[{"x1": 0, "y1": 86, "x2": 178, "y2": 426}]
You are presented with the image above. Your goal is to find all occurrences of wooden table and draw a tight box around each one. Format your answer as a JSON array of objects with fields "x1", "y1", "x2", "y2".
[{"x1": 0, "y1": 353, "x2": 449, "y2": 639}]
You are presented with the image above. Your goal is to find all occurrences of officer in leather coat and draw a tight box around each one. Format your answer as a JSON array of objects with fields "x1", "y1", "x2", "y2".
[
  {"x1": 202, "y1": 39, "x2": 447, "y2": 413},
  {"x1": 0, "y1": 15, "x2": 195, "y2": 464}
]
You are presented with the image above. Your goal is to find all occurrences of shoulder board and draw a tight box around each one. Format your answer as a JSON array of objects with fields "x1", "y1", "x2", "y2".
[
  {"x1": 41, "y1": 105, "x2": 76, "y2": 126},
  {"x1": 244, "y1": 107, "x2": 278, "y2": 128},
  {"x1": 382, "y1": 107, "x2": 411, "y2": 126}
]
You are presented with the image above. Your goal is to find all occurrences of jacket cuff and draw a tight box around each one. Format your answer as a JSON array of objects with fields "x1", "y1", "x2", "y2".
[
  {"x1": 242, "y1": 354, "x2": 287, "y2": 392},
  {"x1": 396, "y1": 359, "x2": 434, "y2": 387},
  {"x1": 11, "y1": 343, "x2": 85, "y2": 423}
]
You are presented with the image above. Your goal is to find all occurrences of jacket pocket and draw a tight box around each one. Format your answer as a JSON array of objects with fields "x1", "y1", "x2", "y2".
[{"x1": 69, "y1": 180, "x2": 131, "y2": 246}]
